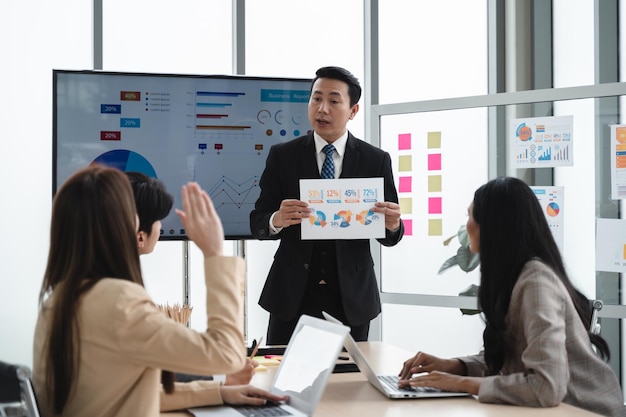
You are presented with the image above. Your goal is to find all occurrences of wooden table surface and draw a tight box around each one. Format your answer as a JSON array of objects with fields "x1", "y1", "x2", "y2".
[{"x1": 162, "y1": 341, "x2": 603, "y2": 417}]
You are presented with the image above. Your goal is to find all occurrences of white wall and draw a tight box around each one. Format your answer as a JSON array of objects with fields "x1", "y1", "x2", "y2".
[{"x1": 0, "y1": 0, "x2": 92, "y2": 367}]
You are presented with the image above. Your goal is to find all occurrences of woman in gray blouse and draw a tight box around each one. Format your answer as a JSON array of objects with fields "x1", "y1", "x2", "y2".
[{"x1": 398, "y1": 177, "x2": 625, "y2": 417}]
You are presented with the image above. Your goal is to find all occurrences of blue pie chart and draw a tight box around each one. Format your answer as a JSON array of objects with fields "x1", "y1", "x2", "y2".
[{"x1": 92, "y1": 149, "x2": 157, "y2": 178}]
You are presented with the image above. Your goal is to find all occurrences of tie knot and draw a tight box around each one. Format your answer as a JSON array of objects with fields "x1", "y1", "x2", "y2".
[{"x1": 323, "y1": 144, "x2": 335, "y2": 157}]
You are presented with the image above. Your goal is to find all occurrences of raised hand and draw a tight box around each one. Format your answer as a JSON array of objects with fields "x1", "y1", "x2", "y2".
[{"x1": 175, "y1": 182, "x2": 223, "y2": 258}]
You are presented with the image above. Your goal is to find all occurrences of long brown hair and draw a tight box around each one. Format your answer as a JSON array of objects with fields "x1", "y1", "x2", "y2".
[{"x1": 39, "y1": 165, "x2": 144, "y2": 413}]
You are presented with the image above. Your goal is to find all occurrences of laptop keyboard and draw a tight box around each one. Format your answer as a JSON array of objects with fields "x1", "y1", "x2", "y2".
[
  {"x1": 379, "y1": 375, "x2": 440, "y2": 393},
  {"x1": 232, "y1": 403, "x2": 293, "y2": 417}
]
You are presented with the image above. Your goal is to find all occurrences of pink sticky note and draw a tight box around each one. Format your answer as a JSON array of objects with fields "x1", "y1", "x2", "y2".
[
  {"x1": 428, "y1": 154, "x2": 441, "y2": 170},
  {"x1": 398, "y1": 133, "x2": 411, "y2": 150},
  {"x1": 428, "y1": 197, "x2": 442, "y2": 214},
  {"x1": 402, "y1": 219, "x2": 412, "y2": 236},
  {"x1": 399, "y1": 176, "x2": 412, "y2": 193}
]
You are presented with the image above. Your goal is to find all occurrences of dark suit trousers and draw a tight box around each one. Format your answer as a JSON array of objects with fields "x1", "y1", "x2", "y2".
[{"x1": 266, "y1": 240, "x2": 370, "y2": 345}]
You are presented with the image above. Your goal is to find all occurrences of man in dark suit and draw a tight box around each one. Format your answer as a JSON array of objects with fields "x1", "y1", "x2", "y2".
[{"x1": 250, "y1": 66, "x2": 404, "y2": 344}]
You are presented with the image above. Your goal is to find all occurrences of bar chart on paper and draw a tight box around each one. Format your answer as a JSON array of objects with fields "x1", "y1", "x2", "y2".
[{"x1": 511, "y1": 115, "x2": 573, "y2": 168}]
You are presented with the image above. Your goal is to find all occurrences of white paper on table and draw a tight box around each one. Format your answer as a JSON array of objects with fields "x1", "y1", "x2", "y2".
[{"x1": 299, "y1": 178, "x2": 385, "y2": 240}]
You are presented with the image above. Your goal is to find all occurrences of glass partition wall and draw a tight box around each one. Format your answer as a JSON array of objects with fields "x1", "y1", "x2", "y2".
[{"x1": 371, "y1": 82, "x2": 626, "y2": 396}]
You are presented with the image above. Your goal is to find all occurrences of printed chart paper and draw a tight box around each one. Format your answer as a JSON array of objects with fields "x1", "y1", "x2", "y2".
[
  {"x1": 299, "y1": 178, "x2": 385, "y2": 240},
  {"x1": 596, "y1": 218, "x2": 626, "y2": 273},
  {"x1": 530, "y1": 186, "x2": 564, "y2": 252},
  {"x1": 610, "y1": 124, "x2": 626, "y2": 199},
  {"x1": 510, "y1": 115, "x2": 573, "y2": 168}
]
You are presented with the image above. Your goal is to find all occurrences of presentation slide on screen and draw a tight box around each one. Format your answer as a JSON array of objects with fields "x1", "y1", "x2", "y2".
[{"x1": 54, "y1": 71, "x2": 312, "y2": 238}]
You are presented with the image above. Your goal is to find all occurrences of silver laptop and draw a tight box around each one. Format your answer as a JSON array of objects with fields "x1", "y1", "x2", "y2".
[
  {"x1": 189, "y1": 314, "x2": 350, "y2": 417},
  {"x1": 322, "y1": 311, "x2": 469, "y2": 399}
]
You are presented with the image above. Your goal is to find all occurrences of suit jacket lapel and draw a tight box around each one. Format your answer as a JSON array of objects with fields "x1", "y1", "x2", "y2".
[
  {"x1": 299, "y1": 133, "x2": 320, "y2": 178},
  {"x1": 340, "y1": 133, "x2": 360, "y2": 178}
]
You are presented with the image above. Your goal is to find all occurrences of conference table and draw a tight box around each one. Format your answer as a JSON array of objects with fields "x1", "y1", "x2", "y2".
[{"x1": 162, "y1": 341, "x2": 604, "y2": 417}]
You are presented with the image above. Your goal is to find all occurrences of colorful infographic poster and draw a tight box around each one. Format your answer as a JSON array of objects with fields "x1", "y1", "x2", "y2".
[
  {"x1": 530, "y1": 186, "x2": 564, "y2": 252},
  {"x1": 596, "y1": 218, "x2": 626, "y2": 273},
  {"x1": 299, "y1": 178, "x2": 385, "y2": 240},
  {"x1": 610, "y1": 124, "x2": 626, "y2": 199},
  {"x1": 510, "y1": 115, "x2": 574, "y2": 168}
]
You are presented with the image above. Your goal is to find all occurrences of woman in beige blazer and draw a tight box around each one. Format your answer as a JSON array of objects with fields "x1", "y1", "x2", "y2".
[
  {"x1": 398, "y1": 177, "x2": 625, "y2": 417},
  {"x1": 33, "y1": 165, "x2": 285, "y2": 417}
]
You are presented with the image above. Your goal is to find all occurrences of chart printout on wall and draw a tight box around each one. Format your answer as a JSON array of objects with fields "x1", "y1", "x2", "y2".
[
  {"x1": 53, "y1": 70, "x2": 312, "y2": 239},
  {"x1": 510, "y1": 115, "x2": 574, "y2": 169},
  {"x1": 610, "y1": 124, "x2": 626, "y2": 200},
  {"x1": 530, "y1": 186, "x2": 564, "y2": 253}
]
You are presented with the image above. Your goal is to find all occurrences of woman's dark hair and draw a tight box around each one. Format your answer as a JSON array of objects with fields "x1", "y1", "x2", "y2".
[
  {"x1": 126, "y1": 171, "x2": 174, "y2": 235},
  {"x1": 312, "y1": 66, "x2": 362, "y2": 107},
  {"x1": 125, "y1": 171, "x2": 176, "y2": 392},
  {"x1": 473, "y1": 177, "x2": 610, "y2": 374},
  {"x1": 39, "y1": 164, "x2": 143, "y2": 413}
]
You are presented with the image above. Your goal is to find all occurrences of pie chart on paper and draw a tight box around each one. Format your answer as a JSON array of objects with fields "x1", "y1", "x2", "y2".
[
  {"x1": 356, "y1": 210, "x2": 375, "y2": 225},
  {"x1": 546, "y1": 202, "x2": 560, "y2": 217},
  {"x1": 334, "y1": 210, "x2": 352, "y2": 228},
  {"x1": 309, "y1": 210, "x2": 328, "y2": 227}
]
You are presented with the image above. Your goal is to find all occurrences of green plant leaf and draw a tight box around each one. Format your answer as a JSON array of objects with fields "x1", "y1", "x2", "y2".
[
  {"x1": 442, "y1": 234, "x2": 457, "y2": 246},
  {"x1": 459, "y1": 283, "x2": 480, "y2": 296},
  {"x1": 457, "y1": 224, "x2": 471, "y2": 247},
  {"x1": 438, "y1": 223, "x2": 479, "y2": 275},
  {"x1": 456, "y1": 246, "x2": 480, "y2": 272},
  {"x1": 438, "y1": 255, "x2": 459, "y2": 274}
]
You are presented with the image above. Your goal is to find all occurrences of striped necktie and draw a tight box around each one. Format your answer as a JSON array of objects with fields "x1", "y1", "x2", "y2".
[{"x1": 321, "y1": 144, "x2": 335, "y2": 179}]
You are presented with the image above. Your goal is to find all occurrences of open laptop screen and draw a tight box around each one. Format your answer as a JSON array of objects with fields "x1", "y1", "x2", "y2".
[{"x1": 270, "y1": 316, "x2": 348, "y2": 415}]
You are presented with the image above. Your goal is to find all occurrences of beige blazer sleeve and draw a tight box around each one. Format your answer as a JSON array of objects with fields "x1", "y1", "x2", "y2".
[
  {"x1": 109, "y1": 256, "x2": 247, "y2": 376},
  {"x1": 160, "y1": 381, "x2": 223, "y2": 412}
]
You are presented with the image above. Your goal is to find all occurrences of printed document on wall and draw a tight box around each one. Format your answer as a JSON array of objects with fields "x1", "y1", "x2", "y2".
[
  {"x1": 299, "y1": 178, "x2": 385, "y2": 240},
  {"x1": 510, "y1": 115, "x2": 573, "y2": 169},
  {"x1": 596, "y1": 218, "x2": 626, "y2": 273},
  {"x1": 530, "y1": 186, "x2": 564, "y2": 253},
  {"x1": 610, "y1": 124, "x2": 626, "y2": 199}
]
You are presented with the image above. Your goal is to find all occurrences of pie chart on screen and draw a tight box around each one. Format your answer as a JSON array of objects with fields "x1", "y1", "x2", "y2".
[
  {"x1": 546, "y1": 202, "x2": 560, "y2": 217},
  {"x1": 92, "y1": 149, "x2": 157, "y2": 178}
]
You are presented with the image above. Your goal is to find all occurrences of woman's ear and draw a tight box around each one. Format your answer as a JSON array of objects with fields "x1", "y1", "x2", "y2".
[{"x1": 137, "y1": 231, "x2": 145, "y2": 248}]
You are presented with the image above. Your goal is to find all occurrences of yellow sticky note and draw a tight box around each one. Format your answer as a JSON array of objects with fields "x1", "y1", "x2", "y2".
[
  {"x1": 254, "y1": 356, "x2": 281, "y2": 366},
  {"x1": 428, "y1": 175, "x2": 442, "y2": 192},
  {"x1": 398, "y1": 155, "x2": 412, "y2": 172},
  {"x1": 427, "y1": 132, "x2": 442, "y2": 148},
  {"x1": 428, "y1": 219, "x2": 442, "y2": 236},
  {"x1": 399, "y1": 198, "x2": 412, "y2": 214}
]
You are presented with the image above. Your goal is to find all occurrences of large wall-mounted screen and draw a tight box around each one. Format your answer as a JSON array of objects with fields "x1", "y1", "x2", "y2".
[{"x1": 53, "y1": 70, "x2": 312, "y2": 239}]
